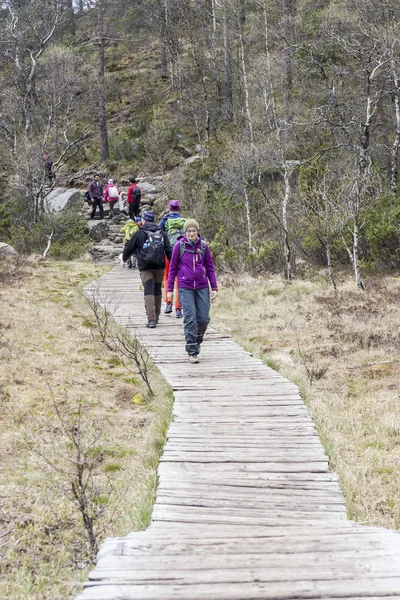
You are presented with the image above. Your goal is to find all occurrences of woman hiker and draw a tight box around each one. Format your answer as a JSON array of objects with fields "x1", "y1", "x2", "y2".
[
  {"x1": 104, "y1": 179, "x2": 121, "y2": 219},
  {"x1": 167, "y1": 219, "x2": 218, "y2": 364}
]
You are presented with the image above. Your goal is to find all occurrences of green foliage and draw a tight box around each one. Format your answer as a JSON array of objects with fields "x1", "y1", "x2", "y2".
[
  {"x1": 362, "y1": 195, "x2": 400, "y2": 270},
  {"x1": 9, "y1": 208, "x2": 92, "y2": 260},
  {"x1": 246, "y1": 241, "x2": 284, "y2": 274},
  {"x1": 0, "y1": 200, "x2": 17, "y2": 242}
]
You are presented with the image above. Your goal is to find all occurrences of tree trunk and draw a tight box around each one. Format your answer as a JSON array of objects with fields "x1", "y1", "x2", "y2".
[
  {"x1": 160, "y1": 0, "x2": 168, "y2": 79},
  {"x1": 97, "y1": 0, "x2": 109, "y2": 163},
  {"x1": 326, "y1": 244, "x2": 337, "y2": 292},
  {"x1": 239, "y1": 24, "x2": 254, "y2": 143},
  {"x1": 243, "y1": 183, "x2": 255, "y2": 254},
  {"x1": 390, "y1": 70, "x2": 400, "y2": 195},
  {"x1": 282, "y1": 164, "x2": 292, "y2": 280},
  {"x1": 223, "y1": 6, "x2": 234, "y2": 122},
  {"x1": 352, "y1": 218, "x2": 364, "y2": 289},
  {"x1": 281, "y1": 0, "x2": 295, "y2": 120}
]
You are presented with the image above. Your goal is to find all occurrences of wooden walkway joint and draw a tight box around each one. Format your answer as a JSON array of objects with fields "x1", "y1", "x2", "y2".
[{"x1": 76, "y1": 267, "x2": 400, "y2": 600}]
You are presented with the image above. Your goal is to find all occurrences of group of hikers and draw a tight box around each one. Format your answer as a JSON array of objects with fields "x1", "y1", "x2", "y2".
[
  {"x1": 84, "y1": 174, "x2": 218, "y2": 363},
  {"x1": 121, "y1": 199, "x2": 218, "y2": 365},
  {"x1": 85, "y1": 175, "x2": 141, "y2": 220}
]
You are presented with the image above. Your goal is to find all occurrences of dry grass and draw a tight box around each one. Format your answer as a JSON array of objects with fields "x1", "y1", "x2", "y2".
[
  {"x1": 0, "y1": 258, "x2": 172, "y2": 599},
  {"x1": 213, "y1": 271, "x2": 400, "y2": 531}
]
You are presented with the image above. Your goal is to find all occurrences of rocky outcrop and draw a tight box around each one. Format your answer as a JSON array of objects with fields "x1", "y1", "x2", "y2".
[
  {"x1": 89, "y1": 213, "x2": 129, "y2": 262},
  {"x1": 46, "y1": 187, "x2": 82, "y2": 213},
  {"x1": 87, "y1": 219, "x2": 109, "y2": 242},
  {"x1": 0, "y1": 242, "x2": 18, "y2": 258}
]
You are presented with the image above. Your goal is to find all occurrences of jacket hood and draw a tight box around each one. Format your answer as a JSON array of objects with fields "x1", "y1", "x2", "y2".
[{"x1": 141, "y1": 222, "x2": 160, "y2": 232}]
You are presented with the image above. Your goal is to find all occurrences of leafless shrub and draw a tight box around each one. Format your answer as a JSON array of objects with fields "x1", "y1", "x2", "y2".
[
  {"x1": 29, "y1": 386, "x2": 125, "y2": 562},
  {"x1": 84, "y1": 284, "x2": 154, "y2": 395}
]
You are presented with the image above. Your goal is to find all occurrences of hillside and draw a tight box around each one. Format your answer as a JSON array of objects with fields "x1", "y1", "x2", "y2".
[{"x1": 0, "y1": 0, "x2": 399, "y2": 281}]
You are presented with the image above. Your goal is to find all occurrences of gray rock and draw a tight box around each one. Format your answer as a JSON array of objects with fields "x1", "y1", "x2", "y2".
[
  {"x1": 87, "y1": 220, "x2": 109, "y2": 242},
  {"x1": 0, "y1": 242, "x2": 18, "y2": 258},
  {"x1": 114, "y1": 236, "x2": 123, "y2": 244},
  {"x1": 46, "y1": 187, "x2": 82, "y2": 213},
  {"x1": 110, "y1": 213, "x2": 128, "y2": 223},
  {"x1": 67, "y1": 165, "x2": 105, "y2": 187},
  {"x1": 144, "y1": 194, "x2": 157, "y2": 206},
  {"x1": 137, "y1": 181, "x2": 157, "y2": 194},
  {"x1": 184, "y1": 155, "x2": 202, "y2": 165}
]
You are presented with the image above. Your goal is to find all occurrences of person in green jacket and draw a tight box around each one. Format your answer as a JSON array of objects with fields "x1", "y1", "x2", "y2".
[{"x1": 120, "y1": 219, "x2": 140, "y2": 268}]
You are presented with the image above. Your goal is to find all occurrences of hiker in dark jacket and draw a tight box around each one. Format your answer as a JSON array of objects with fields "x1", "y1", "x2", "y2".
[
  {"x1": 89, "y1": 174, "x2": 104, "y2": 219},
  {"x1": 159, "y1": 200, "x2": 185, "y2": 318},
  {"x1": 167, "y1": 219, "x2": 218, "y2": 363},
  {"x1": 123, "y1": 210, "x2": 172, "y2": 328}
]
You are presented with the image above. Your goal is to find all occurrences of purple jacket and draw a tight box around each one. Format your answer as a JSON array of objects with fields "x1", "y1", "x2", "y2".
[
  {"x1": 89, "y1": 180, "x2": 104, "y2": 200},
  {"x1": 168, "y1": 235, "x2": 218, "y2": 292}
]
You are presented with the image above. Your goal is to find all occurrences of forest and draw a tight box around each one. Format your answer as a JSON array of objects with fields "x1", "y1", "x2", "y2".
[{"x1": 1, "y1": 0, "x2": 400, "y2": 287}]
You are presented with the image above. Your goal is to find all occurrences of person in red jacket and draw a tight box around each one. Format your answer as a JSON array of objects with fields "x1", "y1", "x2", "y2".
[{"x1": 127, "y1": 177, "x2": 141, "y2": 218}]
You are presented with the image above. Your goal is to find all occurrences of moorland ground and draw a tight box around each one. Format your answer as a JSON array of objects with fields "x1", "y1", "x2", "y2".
[{"x1": 1, "y1": 258, "x2": 400, "y2": 599}]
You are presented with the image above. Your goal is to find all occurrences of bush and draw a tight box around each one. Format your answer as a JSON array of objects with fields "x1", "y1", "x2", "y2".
[
  {"x1": 362, "y1": 195, "x2": 400, "y2": 270},
  {"x1": 9, "y1": 208, "x2": 92, "y2": 260}
]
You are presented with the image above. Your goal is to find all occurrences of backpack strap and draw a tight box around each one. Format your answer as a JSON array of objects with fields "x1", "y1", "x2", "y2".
[{"x1": 179, "y1": 239, "x2": 207, "y2": 262}]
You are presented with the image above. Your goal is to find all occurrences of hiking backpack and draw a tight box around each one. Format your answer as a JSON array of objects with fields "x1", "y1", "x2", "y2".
[
  {"x1": 179, "y1": 239, "x2": 207, "y2": 261},
  {"x1": 165, "y1": 217, "x2": 186, "y2": 246},
  {"x1": 141, "y1": 230, "x2": 165, "y2": 266},
  {"x1": 108, "y1": 185, "x2": 119, "y2": 199},
  {"x1": 132, "y1": 186, "x2": 141, "y2": 202}
]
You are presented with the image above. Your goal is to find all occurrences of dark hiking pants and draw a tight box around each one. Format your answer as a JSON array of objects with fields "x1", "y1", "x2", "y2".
[
  {"x1": 178, "y1": 287, "x2": 210, "y2": 356},
  {"x1": 91, "y1": 197, "x2": 104, "y2": 219},
  {"x1": 140, "y1": 269, "x2": 164, "y2": 322},
  {"x1": 129, "y1": 202, "x2": 140, "y2": 218}
]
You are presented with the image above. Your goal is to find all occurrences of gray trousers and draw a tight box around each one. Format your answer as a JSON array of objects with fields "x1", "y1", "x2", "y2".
[
  {"x1": 178, "y1": 287, "x2": 210, "y2": 356},
  {"x1": 140, "y1": 269, "x2": 164, "y2": 322}
]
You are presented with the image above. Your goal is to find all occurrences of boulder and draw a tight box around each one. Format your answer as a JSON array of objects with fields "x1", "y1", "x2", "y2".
[
  {"x1": 0, "y1": 242, "x2": 18, "y2": 258},
  {"x1": 137, "y1": 181, "x2": 157, "y2": 194},
  {"x1": 67, "y1": 165, "x2": 105, "y2": 187},
  {"x1": 46, "y1": 187, "x2": 82, "y2": 213},
  {"x1": 144, "y1": 194, "x2": 157, "y2": 206},
  {"x1": 87, "y1": 219, "x2": 109, "y2": 242}
]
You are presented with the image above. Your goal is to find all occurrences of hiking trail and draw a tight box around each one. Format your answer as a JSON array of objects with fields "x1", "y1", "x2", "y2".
[{"x1": 76, "y1": 265, "x2": 400, "y2": 600}]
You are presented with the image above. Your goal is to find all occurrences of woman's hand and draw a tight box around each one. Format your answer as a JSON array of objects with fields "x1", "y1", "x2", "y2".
[
  {"x1": 211, "y1": 290, "x2": 218, "y2": 302},
  {"x1": 167, "y1": 291, "x2": 173, "y2": 302}
]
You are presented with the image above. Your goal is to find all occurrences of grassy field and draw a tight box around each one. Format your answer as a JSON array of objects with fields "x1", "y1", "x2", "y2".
[
  {"x1": 0, "y1": 257, "x2": 173, "y2": 599},
  {"x1": 213, "y1": 272, "x2": 400, "y2": 532}
]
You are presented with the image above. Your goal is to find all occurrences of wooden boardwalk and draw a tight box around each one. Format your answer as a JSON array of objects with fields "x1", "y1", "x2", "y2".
[{"x1": 77, "y1": 266, "x2": 400, "y2": 600}]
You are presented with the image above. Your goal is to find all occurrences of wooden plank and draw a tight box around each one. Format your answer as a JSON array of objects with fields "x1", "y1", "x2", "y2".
[{"x1": 76, "y1": 579, "x2": 400, "y2": 600}]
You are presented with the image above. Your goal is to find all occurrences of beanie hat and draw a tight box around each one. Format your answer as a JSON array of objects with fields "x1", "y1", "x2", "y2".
[
  {"x1": 129, "y1": 177, "x2": 137, "y2": 183},
  {"x1": 142, "y1": 210, "x2": 154, "y2": 222},
  {"x1": 169, "y1": 199, "x2": 181, "y2": 211},
  {"x1": 184, "y1": 219, "x2": 199, "y2": 233}
]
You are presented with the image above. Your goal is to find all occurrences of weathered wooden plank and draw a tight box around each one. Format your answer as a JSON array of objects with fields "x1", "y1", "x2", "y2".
[{"x1": 77, "y1": 579, "x2": 400, "y2": 600}]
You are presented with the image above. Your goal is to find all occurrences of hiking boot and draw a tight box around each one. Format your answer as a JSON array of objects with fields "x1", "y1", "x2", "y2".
[
  {"x1": 175, "y1": 309, "x2": 183, "y2": 318},
  {"x1": 188, "y1": 354, "x2": 199, "y2": 364},
  {"x1": 146, "y1": 320, "x2": 157, "y2": 328},
  {"x1": 164, "y1": 303, "x2": 173, "y2": 314}
]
